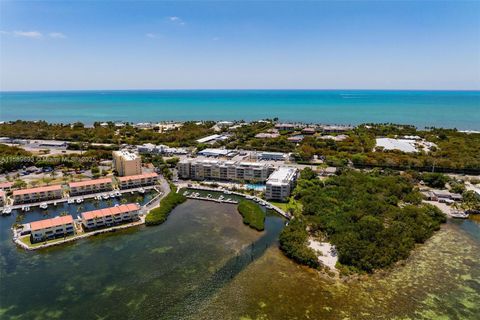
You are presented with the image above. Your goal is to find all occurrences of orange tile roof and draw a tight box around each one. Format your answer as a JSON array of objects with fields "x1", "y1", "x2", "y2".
[
  {"x1": 30, "y1": 215, "x2": 74, "y2": 231},
  {"x1": 69, "y1": 178, "x2": 112, "y2": 188},
  {"x1": 0, "y1": 181, "x2": 13, "y2": 189},
  {"x1": 81, "y1": 203, "x2": 140, "y2": 220},
  {"x1": 13, "y1": 184, "x2": 62, "y2": 196},
  {"x1": 118, "y1": 172, "x2": 158, "y2": 182}
]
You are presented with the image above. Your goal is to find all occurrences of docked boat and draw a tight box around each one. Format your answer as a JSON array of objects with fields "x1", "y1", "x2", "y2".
[
  {"x1": 39, "y1": 203, "x2": 48, "y2": 209},
  {"x1": 450, "y1": 211, "x2": 469, "y2": 219},
  {"x1": 102, "y1": 194, "x2": 109, "y2": 200},
  {"x1": 138, "y1": 188, "x2": 145, "y2": 194},
  {"x1": 224, "y1": 190, "x2": 232, "y2": 195},
  {"x1": 53, "y1": 201, "x2": 58, "y2": 206},
  {"x1": 67, "y1": 198, "x2": 75, "y2": 204},
  {"x1": 115, "y1": 191, "x2": 121, "y2": 197},
  {"x1": 109, "y1": 192, "x2": 116, "y2": 198},
  {"x1": 76, "y1": 198, "x2": 83, "y2": 204},
  {"x1": 3, "y1": 207, "x2": 12, "y2": 215},
  {"x1": 183, "y1": 191, "x2": 189, "y2": 196},
  {"x1": 245, "y1": 195, "x2": 254, "y2": 200}
]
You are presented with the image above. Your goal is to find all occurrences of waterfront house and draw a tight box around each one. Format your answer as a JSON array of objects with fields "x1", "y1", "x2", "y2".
[
  {"x1": 12, "y1": 185, "x2": 63, "y2": 204},
  {"x1": 29, "y1": 215, "x2": 75, "y2": 243},
  {"x1": 117, "y1": 172, "x2": 158, "y2": 189},
  {"x1": 81, "y1": 203, "x2": 141, "y2": 230},
  {"x1": 69, "y1": 178, "x2": 113, "y2": 196}
]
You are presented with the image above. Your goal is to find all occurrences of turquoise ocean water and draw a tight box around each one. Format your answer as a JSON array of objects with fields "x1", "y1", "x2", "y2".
[{"x1": 0, "y1": 90, "x2": 479, "y2": 129}]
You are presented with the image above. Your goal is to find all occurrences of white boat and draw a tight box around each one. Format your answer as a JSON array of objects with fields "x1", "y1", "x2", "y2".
[
  {"x1": 115, "y1": 191, "x2": 121, "y2": 197},
  {"x1": 103, "y1": 194, "x2": 109, "y2": 200},
  {"x1": 183, "y1": 191, "x2": 189, "y2": 196},
  {"x1": 109, "y1": 192, "x2": 115, "y2": 198},
  {"x1": 450, "y1": 211, "x2": 469, "y2": 219},
  {"x1": 130, "y1": 191, "x2": 134, "y2": 195},
  {"x1": 67, "y1": 198, "x2": 75, "y2": 204},
  {"x1": 26, "y1": 206, "x2": 30, "y2": 212},
  {"x1": 245, "y1": 195, "x2": 253, "y2": 200},
  {"x1": 266, "y1": 205, "x2": 273, "y2": 210},
  {"x1": 224, "y1": 190, "x2": 232, "y2": 195},
  {"x1": 76, "y1": 198, "x2": 83, "y2": 204},
  {"x1": 138, "y1": 188, "x2": 145, "y2": 194},
  {"x1": 39, "y1": 203, "x2": 48, "y2": 209},
  {"x1": 53, "y1": 201, "x2": 58, "y2": 206},
  {"x1": 3, "y1": 207, "x2": 12, "y2": 215}
]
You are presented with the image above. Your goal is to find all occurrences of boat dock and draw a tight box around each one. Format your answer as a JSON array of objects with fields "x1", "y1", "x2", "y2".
[
  {"x1": 2, "y1": 185, "x2": 157, "y2": 214},
  {"x1": 182, "y1": 185, "x2": 292, "y2": 220}
]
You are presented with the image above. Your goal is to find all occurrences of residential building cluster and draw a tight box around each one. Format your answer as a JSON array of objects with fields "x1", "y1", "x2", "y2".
[{"x1": 26, "y1": 203, "x2": 141, "y2": 243}]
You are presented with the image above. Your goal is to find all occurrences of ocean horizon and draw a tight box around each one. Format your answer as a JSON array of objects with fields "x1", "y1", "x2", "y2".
[{"x1": 1, "y1": 89, "x2": 479, "y2": 130}]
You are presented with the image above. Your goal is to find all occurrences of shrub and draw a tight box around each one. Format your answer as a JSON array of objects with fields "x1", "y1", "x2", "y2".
[
  {"x1": 145, "y1": 186, "x2": 186, "y2": 226},
  {"x1": 237, "y1": 200, "x2": 266, "y2": 231}
]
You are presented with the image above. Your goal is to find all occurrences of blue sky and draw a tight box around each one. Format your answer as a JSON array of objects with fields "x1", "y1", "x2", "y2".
[{"x1": 0, "y1": 1, "x2": 479, "y2": 90}]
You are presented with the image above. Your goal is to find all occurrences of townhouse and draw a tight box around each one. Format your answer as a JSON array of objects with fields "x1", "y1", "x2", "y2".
[
  {"x1": 81, "y1": 203, "x2": 141, "y2": 230},
  {"x1": 12, "y1": 185, "x2": 63, "y2": 204},
  {"x1": 29, "y1": 215, "x2": 75, "y2": 243},
  {"x1": 69, "y1": 178, "x2": 113, "y2": 196},
  {"x1": 117, "y1": 172, "x2": 158, "y2": 189}
]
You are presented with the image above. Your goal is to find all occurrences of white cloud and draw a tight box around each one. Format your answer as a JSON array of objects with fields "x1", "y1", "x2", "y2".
[
  {"x1": 13, "y1": 30, "x2": 43, "y2": 39},
  {"x1": 146, "y1": 33, "x2": 161, "y2": 39},
  {"x1": 167, "y1": 16, "x2": 185, "y2": 26},
  {"x1": 49, "y1": 32, "x2": 66, "y2": 39}
]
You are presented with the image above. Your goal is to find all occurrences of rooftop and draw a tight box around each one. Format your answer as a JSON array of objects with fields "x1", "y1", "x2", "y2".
[
  {"x1": 69, "y1": 178, "x2": 112, "y2": 188},
  {"x1": 117, "y1": 172, "x2": 158, "y2": 182},
  {"x1": 0, "y1": 181, "x2": 13, "y2": 189},
  {"x1": 267, "y1": 167, "x2": 298, "y2": 185},
  {"x1": 30, "y1": 215, "x2": 74, "y2": 231},
  {"x1": 375, "y1": 138, "x2": 418, "y2": 153},
  {"x1": 13, "y1": 184, "x2": 62, "y2": 196},
  {"x1": 113, "y1": 150, "x2": 139, "y2": 161},
  {"x1": 81, "y1": 203, "x2": 140, "y2": 220}
]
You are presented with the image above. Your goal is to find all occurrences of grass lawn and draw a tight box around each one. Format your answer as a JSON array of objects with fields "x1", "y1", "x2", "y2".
[
  {"x1": 269, "y1": 198, "x2": 303, "y2": 215},
  {"x1": 19, "y1": 234, "x2": 77, "y2": 248}
]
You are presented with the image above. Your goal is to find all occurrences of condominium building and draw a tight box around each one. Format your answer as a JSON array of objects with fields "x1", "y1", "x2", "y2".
[
  {"x1": 0, "y1": 181, "x2": 13, "y2": 191},
  {"x1": 257, "y1": 152, "x2": 288, "y2": 161},
  {"x1": 112, "y1": 150, "x2": 142, "y2": 176},
  {"x1": 12, "y1": 185, "x2": 63, "y2": 204},
  {"x1": 81, "y1": 203, "x2": 141, "y2": 230},
  {"x1": 177, "y1": 159, "x2": 275, "y2": 182},
  {"x1": 69, "y1": 178, "x2": 113, "y2": 196},
  {"x1": 0, "y1": 190, "x2": 5, "y2": 207},
  {"x1": 265, "y1": 167, "x2": 298, "y2": 201},
  {"x1": 117, "y1": 172, "x2": 158, "y2": 189},
  {"x1": 29, "y1": 215, "x2": 75, "y2": 243}
]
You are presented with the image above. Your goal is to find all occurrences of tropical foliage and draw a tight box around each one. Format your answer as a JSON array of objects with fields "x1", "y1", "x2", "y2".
[{"x1": 280, "y1": 169, "x2": 446, "y2": 273}]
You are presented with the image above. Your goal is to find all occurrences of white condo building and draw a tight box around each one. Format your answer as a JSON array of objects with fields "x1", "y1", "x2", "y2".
[
  {"x1": 177, "y1": 159, "x2": 275, "y2": 182},
  {"x1": 265, "y1": 167, "x2": 298, "y2": 201}
]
